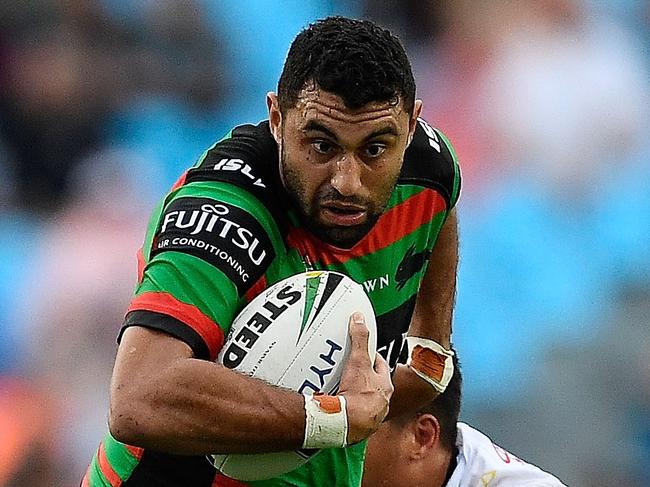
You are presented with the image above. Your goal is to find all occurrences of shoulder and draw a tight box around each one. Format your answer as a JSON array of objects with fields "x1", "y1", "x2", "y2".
[
  {"x1": 145, "y1": 121, "x2": 287, "y2": 296},
  {"x1": 166, "y1": 120, "x2": 288, "y2": 236},
  {"x1": 452, "y1": 423, "x2": 567, "y2": 487},
  {"x1": 184, "y1": 120, "x2": 283, "y2": 211},
  {"x1": 400, "y1": 118, "x2": 461, "y2": 211}
]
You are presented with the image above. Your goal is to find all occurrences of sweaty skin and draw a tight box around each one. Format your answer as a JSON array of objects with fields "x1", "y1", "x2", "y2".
[{"x1": 268, "y1": 87, "x2": 421, "y2": 248}]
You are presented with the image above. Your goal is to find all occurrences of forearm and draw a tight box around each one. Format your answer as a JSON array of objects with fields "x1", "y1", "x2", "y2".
[
  {"x1": 407, "y1": 209, "x2": 459, "y2": 348},
  {"x1": 109, "y1": 318, "x2": 393, "y2": 455},
  {"x1": 386, "y1": 364, "x2": 438, "y2": 419},
  {"x1": 109, "y1": 329, "x2": 305, "y2": 455},
  {"x1": 386, "y1": 210, "x2": 459, "y2": 418}
]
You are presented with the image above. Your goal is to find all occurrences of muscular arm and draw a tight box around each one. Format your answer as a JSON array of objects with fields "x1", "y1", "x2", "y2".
[
  {"x1": 387, "y1": 208, "x2": 459, "y2": 418},
  {"x1": 109, "y1": 317, "x2": 392, "y2": 455}
]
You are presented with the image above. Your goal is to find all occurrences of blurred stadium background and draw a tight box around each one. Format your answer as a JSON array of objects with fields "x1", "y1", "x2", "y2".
[{"x1": 0, "y1": 1, "x2": 648, "y2": 485}]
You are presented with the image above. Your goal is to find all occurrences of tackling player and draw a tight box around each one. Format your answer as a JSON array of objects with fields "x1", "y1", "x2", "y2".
[{"x1": 362, "y1": 356, "x2": 568, "y2": 487}]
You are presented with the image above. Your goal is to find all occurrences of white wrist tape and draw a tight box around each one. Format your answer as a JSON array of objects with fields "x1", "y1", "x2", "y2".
[
  {"x1": 302, "y1": 394, "x2": 348, "y2": 449},
  {"x1": 406, "y1": 337, "x2": 454, "y2": 394}
]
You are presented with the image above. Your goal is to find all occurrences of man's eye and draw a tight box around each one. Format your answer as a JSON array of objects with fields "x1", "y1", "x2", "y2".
[
  {"x1": 312, "y1": 140, "x2": 333, "y2": 154},
  {"x1": 365, "y1": 144, "x2": 386, "y2": 158}
]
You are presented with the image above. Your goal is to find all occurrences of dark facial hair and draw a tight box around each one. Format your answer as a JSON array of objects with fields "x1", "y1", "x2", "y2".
[{"x1": 280, "y1": 145, "x2": 384, "y2": 248}]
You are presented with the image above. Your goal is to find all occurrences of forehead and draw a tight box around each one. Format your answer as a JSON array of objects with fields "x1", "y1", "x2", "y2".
[{"x1": 286, "y1": 86, "x2": 409, "y2": 133}]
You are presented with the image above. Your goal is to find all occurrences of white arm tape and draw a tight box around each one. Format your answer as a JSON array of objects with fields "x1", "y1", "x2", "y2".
[
  {"x1": 302, "y1": 394, "x2": 348, "y2": 449},
  {"x1": 405, "y1": 337, "x2": 454, "y2": 394}
]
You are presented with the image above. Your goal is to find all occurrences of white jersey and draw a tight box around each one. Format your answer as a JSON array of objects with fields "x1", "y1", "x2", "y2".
[{"x1": 446, "y1": 423, "x2": 567, "y2": 487}]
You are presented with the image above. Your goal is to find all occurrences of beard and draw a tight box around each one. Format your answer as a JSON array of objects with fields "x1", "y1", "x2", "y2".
[{"x1": 280, "y1": 147, "x2": 392, "y2": 249}]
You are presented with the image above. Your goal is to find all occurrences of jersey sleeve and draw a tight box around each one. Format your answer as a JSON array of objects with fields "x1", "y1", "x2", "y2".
[
  {"x1": 401, "y1": 118, "x2": 462, "y2": 213},
  {"x1": 120, "y1": 125, "x2": 285, "y2": 362},
  {"x1": 455, "y1": 423, "x2": 568, "y2": 487}
]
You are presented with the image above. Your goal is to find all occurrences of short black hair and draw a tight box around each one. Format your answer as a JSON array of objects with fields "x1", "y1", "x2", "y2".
[
  {"x1": 278, "y1": 16, "x2": 416, "y2": 114},
  {"x1": 417, "y1": 353, "x2": 462, "y2": 452}
]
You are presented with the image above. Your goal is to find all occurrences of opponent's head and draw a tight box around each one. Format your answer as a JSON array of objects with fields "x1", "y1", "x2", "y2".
[
  {"x1": 362, "y1": 355, "x2": 462, "y2": 487},
  {"x1": 267, "y1": 16, "x2": 421, "y2": 248}
]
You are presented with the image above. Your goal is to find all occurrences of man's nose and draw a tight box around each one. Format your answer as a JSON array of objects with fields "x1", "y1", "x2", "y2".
[{"x1": 330, "y1": 155, "x2": 362, "y2": 196}]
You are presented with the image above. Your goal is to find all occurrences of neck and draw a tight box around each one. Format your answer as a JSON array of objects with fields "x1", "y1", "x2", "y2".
[{"x1": 426, "y1": 447, "x2": 455, "y2": 487}]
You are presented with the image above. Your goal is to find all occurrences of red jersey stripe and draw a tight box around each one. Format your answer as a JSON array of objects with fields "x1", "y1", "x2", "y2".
[
  {"x1": 170, "y1": 170, "x2": 188, "y2": 192},
  {"x1": 244, "y1": 275, "x2": 267, "y2": 303},
  {"x1": 125, "y1": 444, "x2": 144, "y2": 461},
  {"x1": 98, "y1": 442, "x2": 122, "y2": 486},
  {"x1": 212, "y1": 472, "x2": 251, "y2": 486},
  {"x1": 287, "y1": 189, "x2": 446, "y2": 266},
  {"x1": 127, "y1": 292, "x2": 224, "y2": 361}
]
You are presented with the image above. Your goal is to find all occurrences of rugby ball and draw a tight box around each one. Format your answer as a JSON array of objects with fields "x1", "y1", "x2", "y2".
[{"x1": 210, "y1": 270, "x2": 377, "y2": 481}]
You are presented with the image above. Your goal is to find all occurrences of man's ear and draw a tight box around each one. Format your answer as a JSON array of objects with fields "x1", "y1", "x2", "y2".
[
  {"x1": 410, "y1": 413, "x2": 440, "y2": 460},
  {"x1": 407, "y1": 99, "x2": 423, "y2": 146},
  {"x1": 266, "y1": 92, "x2": 282, "y2": 143}
]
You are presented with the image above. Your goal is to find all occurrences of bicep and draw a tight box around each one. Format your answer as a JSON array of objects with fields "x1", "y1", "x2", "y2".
[
  {"x1": 111, "y1": 326, "x2": 193, "y2": 401},
  {"x1": 408, "y1": 208, "x2": 459, "y2": 345}
]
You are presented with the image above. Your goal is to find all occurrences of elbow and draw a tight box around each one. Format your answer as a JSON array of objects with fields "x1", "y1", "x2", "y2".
[
  {"x1": 108, "y1": 390, "x2": 152, "y2": 446},
  {"x1": 108, "y1": 401, "x2": 140, "y2": 446}
]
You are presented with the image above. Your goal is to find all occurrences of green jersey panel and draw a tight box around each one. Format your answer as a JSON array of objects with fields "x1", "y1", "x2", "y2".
[{"x1": 122, "y1": 180, "x2": 286, "y2": 361}]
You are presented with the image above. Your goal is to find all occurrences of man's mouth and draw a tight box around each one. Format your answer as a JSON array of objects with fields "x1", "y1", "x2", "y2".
[{"x1": 319, "y1": 202, "x2": 367, "y2": 227}]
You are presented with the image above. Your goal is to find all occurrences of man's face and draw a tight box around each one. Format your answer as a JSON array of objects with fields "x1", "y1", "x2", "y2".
[
  {"x1": 268, "y1": 87, "x2": 421, "y2": 248},
  {"x1": 362, "y1": 420, "x2": 411, "y2": 487}
]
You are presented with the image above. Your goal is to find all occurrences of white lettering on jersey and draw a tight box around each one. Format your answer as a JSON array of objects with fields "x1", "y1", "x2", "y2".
[
  {"x1": 214, "y1": 158, "x2": 266, "y2": 187},
  {"x1": 417, "y1": 118, "x2": 441, "y2": 153},
  {"x1": 362, "y1": 274, "x2": 390, "y2": 293}
]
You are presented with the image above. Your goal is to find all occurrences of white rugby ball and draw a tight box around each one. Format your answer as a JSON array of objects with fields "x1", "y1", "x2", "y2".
[{"x1": 210, "y1": 270, "x2": 377, "y2": 481}]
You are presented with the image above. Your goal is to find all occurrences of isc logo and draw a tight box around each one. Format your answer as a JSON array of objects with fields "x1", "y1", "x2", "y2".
[{"x1": 213, "y1": 158, "x2": 266, "y2": 187}]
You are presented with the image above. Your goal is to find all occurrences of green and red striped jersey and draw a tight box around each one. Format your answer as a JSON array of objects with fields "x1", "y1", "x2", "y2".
[{"x1": 83, "y1": 118, "x2": 460, "y2": 487}]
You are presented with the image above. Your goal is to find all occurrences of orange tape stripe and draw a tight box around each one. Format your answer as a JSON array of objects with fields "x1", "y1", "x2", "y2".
[
  {"x1": 411, "y1": 345, "x2": 446, "y2": 382},
  {"x1": 314, "y1": 395, "x2": 342, "y2": 414}
]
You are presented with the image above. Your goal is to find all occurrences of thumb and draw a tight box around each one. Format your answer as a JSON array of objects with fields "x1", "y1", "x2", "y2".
[{"x1": 348, "y1": 312, "x2": 371, "y2": 364}]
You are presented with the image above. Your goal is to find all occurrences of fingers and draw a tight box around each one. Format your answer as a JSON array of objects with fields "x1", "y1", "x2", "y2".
[
  {"x1": 373, "y1": 353, "x2": 394, "y2": 400},
  {"x1": 373, "y1": 352, "x2": 390, "y2": 376}
]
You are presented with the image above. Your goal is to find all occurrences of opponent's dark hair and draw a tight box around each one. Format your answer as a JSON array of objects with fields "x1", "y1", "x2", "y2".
[
  {"x1": 417, "y1": 352, "x2": 462, "y2": 452},
  {"x1": 278, "y1": 16, "x2": 415, "y2": 114}
]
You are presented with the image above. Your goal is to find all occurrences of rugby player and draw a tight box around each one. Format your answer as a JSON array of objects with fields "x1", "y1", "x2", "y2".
[{"x1": 82, "y1": 16, "x2": 461, "y2": 486}]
